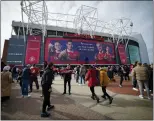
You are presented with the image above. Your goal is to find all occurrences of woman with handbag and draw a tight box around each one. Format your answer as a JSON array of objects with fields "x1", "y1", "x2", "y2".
[
  {"x1": 100, "y1": 67, "x2": 113, "y2": 104},
  {"x1": 85, "y1": 66, "x2": 100, "y2": 103}
]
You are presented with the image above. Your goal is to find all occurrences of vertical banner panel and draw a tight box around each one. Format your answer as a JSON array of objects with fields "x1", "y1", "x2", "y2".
[
  {"x1": 118, "y1": 44, "x2": 127, "y2": 64},
  {"x1": 25, "y1": 36, "x2": 41, "y2": 64},
  {"x1": 44, "y1": 38, "x2": 116, "y2": 64}
]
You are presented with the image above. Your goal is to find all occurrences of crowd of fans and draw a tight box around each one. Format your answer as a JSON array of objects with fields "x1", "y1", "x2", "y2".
[{"x1": 1, "y1": 60, "x2": 153, "y2": 117}]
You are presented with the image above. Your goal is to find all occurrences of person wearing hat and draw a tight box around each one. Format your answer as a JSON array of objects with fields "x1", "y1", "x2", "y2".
[
  {"x1": 21, "y1": 64, "x2": 31, "y2": 98},
  {"x1": 1, "y1": 66, "x2": 12, "y2": 102},
  {"x1": 100, "y1": 67, "x2": 113, "y2": 104}
]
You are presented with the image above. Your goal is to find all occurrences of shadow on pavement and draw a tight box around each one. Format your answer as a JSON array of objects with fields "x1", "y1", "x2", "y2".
[{"x1": 1, "y1": 84, "x2": 110, "y2": 120}]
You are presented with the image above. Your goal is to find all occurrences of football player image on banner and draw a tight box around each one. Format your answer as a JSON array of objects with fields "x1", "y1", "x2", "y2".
[
  {"x1": 59, "y1": 40, "x2": 80, "y2": 61},
  {"x1": 104, "y1": 46, "x2": 115, "y2": 61},
  {"x1": 95, "y1": 43, "x2": 105, "y2": 61},
  {"x1": 48, "y1": 41, "x2": 62, "y2": 61}
]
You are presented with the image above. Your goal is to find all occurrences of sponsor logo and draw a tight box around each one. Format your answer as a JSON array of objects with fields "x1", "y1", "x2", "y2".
[{"x1": 29, "y1": 56, "x2": 35, "y2": 62}]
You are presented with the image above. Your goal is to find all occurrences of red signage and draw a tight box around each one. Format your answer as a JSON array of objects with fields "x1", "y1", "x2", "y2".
[
  {"x1": 118, "y1": 44, "x2": 127, "y2": 64},
  {"x1": 25, "y1": 36, "x2": 41, "y2": 64},
  {"x1": 64, "y1": 33, "x2": 104, "y2": 41}
]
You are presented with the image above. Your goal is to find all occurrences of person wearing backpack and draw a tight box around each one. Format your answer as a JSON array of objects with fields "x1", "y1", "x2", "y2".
[{"x1": 100, "y1": 67, "x2": 113, "y2": 104}]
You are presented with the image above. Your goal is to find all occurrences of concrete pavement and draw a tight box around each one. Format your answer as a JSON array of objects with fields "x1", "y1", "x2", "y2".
[
  {"x1": 52, "y1": 75, "x2": 153, "y2": 120},
  {"x1": 1, "y1": 75, "x2": 153, "y2": 120}
]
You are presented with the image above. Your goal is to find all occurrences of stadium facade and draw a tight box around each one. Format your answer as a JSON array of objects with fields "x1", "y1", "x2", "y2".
[{"x1": 2, "y1": 21, "x2": 150, "y2": 65}]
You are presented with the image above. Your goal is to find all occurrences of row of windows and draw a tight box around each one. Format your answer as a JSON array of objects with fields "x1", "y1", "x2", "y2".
[
  {"x1": 8, "y1": 53, "x2": 23, "y2": 55},
  {"x1": 7, "y1": 61, "x2": 22, "y2": 63},
  {"x1": 9, "y1": 44, "x2": 24, "y2": 46}
]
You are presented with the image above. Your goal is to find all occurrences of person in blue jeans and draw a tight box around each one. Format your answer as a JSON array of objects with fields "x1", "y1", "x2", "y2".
[{"x1": 21, "y1": 64, "x2": 31, "y2": 98}]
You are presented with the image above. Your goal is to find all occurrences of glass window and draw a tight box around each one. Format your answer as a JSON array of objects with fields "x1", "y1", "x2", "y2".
[{"x1": 57, "y1": 31, "x2": 63, "y2": 36}]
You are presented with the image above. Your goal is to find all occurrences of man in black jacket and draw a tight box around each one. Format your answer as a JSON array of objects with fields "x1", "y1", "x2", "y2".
[
  {"x1": 119, "y1": 65, "x2": 125, "y2": 87},
  {"x1": 62, "y1": 64, "x2": 73, "y2": 95},
  {"x1": 41, "y1": 62, "x2": 54, "y2": 117}
]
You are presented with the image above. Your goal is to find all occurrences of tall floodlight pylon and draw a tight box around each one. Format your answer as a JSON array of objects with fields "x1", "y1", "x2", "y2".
[
  {"x1": 21, "y1": 0, "x2": 48, "y2": 64},
  {"x1": 74, "y1": 5, "x2": 98, "y2": 38},
  {"x1": 108, "y1": 17, "x2": 133, "y2": 50},
  {"x1": 21, "y1": 0, "x2": 48, "y2": 37}
]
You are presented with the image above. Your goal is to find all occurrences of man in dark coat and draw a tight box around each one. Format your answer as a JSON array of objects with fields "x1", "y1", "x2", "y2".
[
  {"x1": 61, "y1": 64, "x2": 73, "y2": 95},
  {"x1": 41, "y1": 62, "x2": 55, "y2": 117},
  {"x1": 119, "y1": 65, "x2": 125, "y2": 87}
]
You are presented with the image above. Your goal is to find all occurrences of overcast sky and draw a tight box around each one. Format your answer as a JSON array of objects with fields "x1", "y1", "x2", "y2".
[{"x1": 1, "y1": 1, "x2": 153, "y2": 63}]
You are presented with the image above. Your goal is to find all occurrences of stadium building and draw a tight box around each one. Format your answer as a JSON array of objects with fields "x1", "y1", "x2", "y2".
[
  {"x1": 1, "y1": 2, "x2": 150, "y2": 65},
  {"x1": 2, "y1": 21, "x2": 149, "y2": 66}
]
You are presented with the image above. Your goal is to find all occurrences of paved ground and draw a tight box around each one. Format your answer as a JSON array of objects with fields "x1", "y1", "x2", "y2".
[
  {"x1": 1, "y1": 75, "x2": 153, "y2": 120},
  {"x1": 107, "y1": 75, "x2": 150, "y2": 96}
]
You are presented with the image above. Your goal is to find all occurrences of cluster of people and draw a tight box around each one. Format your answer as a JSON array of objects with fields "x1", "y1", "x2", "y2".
[
  {"x1": 73, "y1": 64, "x2": 130, "y2": 87},
  {"x1": 1, "y1": 59, "x2": 153, "y2": 117},
  {"x1": 1, "y1": 61, "x2": 42, "y2": 99},
  {"x1": 59, "y1": 65, "x2": 114, "y2": 103},
  {"x1": 131, "y1": 61, "x2": 153, "y2": 99}
]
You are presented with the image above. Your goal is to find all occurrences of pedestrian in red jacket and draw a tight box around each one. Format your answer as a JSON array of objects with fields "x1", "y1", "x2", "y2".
[{"x1": 85, "y1": 66, "x2": 100, "y2": 103}]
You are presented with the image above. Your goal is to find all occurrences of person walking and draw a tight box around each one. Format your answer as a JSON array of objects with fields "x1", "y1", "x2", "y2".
[
  {"x1": 131, "y1": 61, "x2": 138, "y2": 91},
  {"x1": 41, "y1": 62, "x2": 55, "y2": 117},
  {"x1": 132, "y1": 62, "x2": 151, "y2": 99},
  {"x1": 40, "y1": 62, "x2": 48, "y2": 97},
  {"x1": 119, "y1": 65, "x2": 125, "y2": 87},
  {"x1": 124, "y1": 65, "x2": 130, "y2": 81},
  {"x1": 76, "y1": 65, "x2": 80, "y2": 83},
  {"x1": 107, "y1": 66, "x2": 114, "y2": 81},
  {"x1": 62, "y1": 64, "x2": 73, "y2": 95},
  {"x1": 1, "y1": 66, "x2": 12, "y2": 102},
  {"x1": 85, "y1": 66, "x2": 100, "y2": 103},
  {"x1": 100, "y1": 67, "x2": 113, "y2": 104},
  {"x1": 17, "y1": 69, "x2": 23, "y2": 87},
  {"x1": 21, "y1": 65, "x2": 31, "y2": 98},
  {"x1": 79, "y1": 65, "x2": 86, "y2": 85},
  {"x1": 29, "y1": 64, "x2": 40, "y2": 92}
]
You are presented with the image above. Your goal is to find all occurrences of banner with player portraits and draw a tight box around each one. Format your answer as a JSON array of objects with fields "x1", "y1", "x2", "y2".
[{"x1": 45, "y1": 38, "x2": 116, "y2": 64}]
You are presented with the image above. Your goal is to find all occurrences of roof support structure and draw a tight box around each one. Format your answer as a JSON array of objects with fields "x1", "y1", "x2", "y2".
[{"x1": 20, "y1": 1, "x2": 134, "y2": 51}]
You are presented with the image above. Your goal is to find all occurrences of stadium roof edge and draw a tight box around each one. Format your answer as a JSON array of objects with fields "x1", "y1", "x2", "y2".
[{"x1": 12, "y1": 20, "x2": 137, "y2": 41}]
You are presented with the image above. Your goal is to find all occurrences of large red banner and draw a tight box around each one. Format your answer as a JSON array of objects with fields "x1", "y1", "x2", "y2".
[
  {"x1": 118, "y1": 44, "x2": 127, "y2": 64},
  {"x1": 45, "y1": 37, "x2": 116, "y2": 64},
  {"x1": 25, "y1": 36, "x2": 41, "y2": 64}
]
